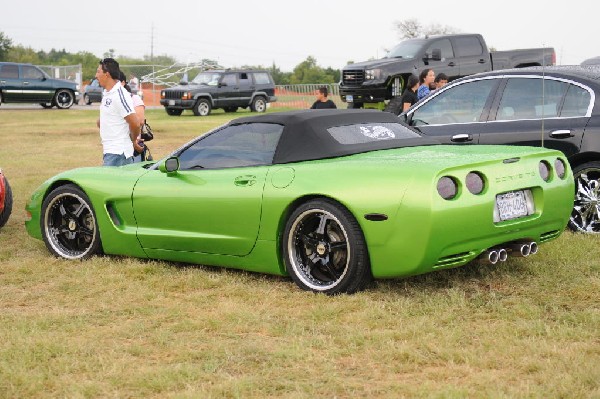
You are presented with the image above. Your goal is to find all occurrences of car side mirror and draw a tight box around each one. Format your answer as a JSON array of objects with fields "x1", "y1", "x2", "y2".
[
  {"x1": 159, "y1": 156, "x2": 180, "y2": 175},
  {"x1": 179, "y1": 79, "x2": 188, "y2": 85},
  {"x1": 431, "y1": 49, "x2": 442, "y2": 61}
]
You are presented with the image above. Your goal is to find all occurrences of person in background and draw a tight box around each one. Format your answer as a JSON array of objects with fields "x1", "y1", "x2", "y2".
[
  {"x1": 417, "y1": 68, "x2": 435, "y2": 100},
  {"x1": 310, "y1": 86, "x2": 337, "y2": 109},
  {"x1": 434, "y1": 73, "x2": 448, "y2": 90},
  {"x1": 120, "y1": 71, "x2": 147, "y2": 162},
  {"x1": 95, "y1": 58, "x2": 142, "y2": 166},
  {"x1": 128, "y1": 73, "x2": 139, "y2": 95},
  {"x1": 400, "y1": 74, "x2": 420, "y2": 113}
]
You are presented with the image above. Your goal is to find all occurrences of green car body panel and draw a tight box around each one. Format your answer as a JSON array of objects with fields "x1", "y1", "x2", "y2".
[{"x1": 25, "y1": 144, "x2": 574, "y2": 279}]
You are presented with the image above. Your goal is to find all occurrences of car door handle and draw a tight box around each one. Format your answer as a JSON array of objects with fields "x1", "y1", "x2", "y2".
[
  {"x1": 23, "y1": 81, "x2": 30, "y2": 85},
  {"x1": 549, "y1": 129, "x2": 574, "y2": 138},
  {"x1": 234, "y1": 175, "x2": 257, "y2": 186},
  {"x1": 451, "y1": 134, "x2": 473, "y2": 142},
  {"x1": 447, "y1": 62, "x2": 456, "y2": 67},
  {"x1": 478, "y1": 59, "x2": 486, "y2": 64}
]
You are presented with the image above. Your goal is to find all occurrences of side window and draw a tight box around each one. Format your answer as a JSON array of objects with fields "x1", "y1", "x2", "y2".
[
  {"x1": 455, "y1": 37, "x2": 484, "y2": 57},
  {"x1": 253, "y1": 72, "x2": 271, "y2": 85},
  {"x1": 412, "y1": 79, "x2": 496, "y2": 125},
  {"x1": 221, "y1": 73, "x2": 237, "y2": 86},
  {"x1": 22, "y1": 66, "x2": 44, "y2": 80},
  {"x1": 0, "y1": 64, "x2": 19, "y2": 79},
  {"x1": 497, "y1": 78, "x2": 567, "y2": 121},
  {"x1": 561, "y1": 84, "x2": 591, "y2": 117},
  {"x1": 238, "y1": 72, "x2": 251, "y2": 88},
  {"x1": 425, "y1": 39, "x2": 454, "y2": 60},
  {"x1": 177, "y1": 123, "x2": 284, "y2": 170}
]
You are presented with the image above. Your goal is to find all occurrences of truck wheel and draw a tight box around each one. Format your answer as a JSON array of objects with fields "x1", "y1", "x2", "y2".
[
  {"x1": 54, "y1": 89, "x2": 75, "y2": 109},
  {"x1": 384, "y1": 97, "x2": 404, "y2": 115},
  {"x1": 192, "y1": 99, "x2": 211, "y2": 116}
]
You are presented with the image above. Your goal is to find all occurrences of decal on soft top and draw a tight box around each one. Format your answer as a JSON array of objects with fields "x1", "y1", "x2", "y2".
[{"x1": 328, "y1": 122, "x2": 419, "y2": 144}]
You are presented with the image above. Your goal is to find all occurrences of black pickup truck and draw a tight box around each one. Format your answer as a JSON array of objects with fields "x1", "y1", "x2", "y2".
[{"x1": 339, "y1": 33, "x2": 555, "y2": 111}]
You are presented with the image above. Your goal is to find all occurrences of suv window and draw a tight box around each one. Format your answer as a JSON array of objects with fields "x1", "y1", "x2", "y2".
[
  {"x1": 22, "y1": 65, "x2": 45, "y2": 80},
  {"x1": 412, "y1": 79, "x2": 496, "y2": 125},
  {"x1": 253, "y1": 72, "x2": 271, "y2": 85},
  {"x1": 0, "y1": 64, "x2": 19, "y2": 79},
  {"x1": 178, "y1": 123, "x2": 284, "y2": 169},
  {"x1": 238, "y1": 73, "x2": 252, "y2": 88},
  {"x1": 560, "y1": 84, "x2": 591, "y2": 117},
  {"x1": 497, "y1": 78, "x2": 568, "y2": 120},
  {"x1": 221, "y1": 73, "x2": 237, "y2": 86}
]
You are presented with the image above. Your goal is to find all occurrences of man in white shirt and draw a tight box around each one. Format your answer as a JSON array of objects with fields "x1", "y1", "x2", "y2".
[{"x1": 95, "y1": 58, "x2": 142, "y2": 166}]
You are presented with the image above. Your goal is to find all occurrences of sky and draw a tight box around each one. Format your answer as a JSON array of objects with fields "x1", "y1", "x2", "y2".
[{"x1": 1, "y1": 0, "x2": 598, "y2": 72}]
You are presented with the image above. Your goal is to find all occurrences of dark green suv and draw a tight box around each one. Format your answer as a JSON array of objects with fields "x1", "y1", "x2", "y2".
[
  {"x1": 0, "y1": 62, "x2": 80, "y2": 109},
  {"x1": 160, "y1": 69, "x2": 276, "y2": 116}
]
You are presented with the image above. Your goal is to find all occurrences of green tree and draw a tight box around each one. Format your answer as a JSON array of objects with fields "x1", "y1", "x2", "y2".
[
  {"x1": 289, "y1": 56, "x2": 338, "y2": 84},
  {"x1": 0, "y1": 31, "x2": 12, "y2": 61}
]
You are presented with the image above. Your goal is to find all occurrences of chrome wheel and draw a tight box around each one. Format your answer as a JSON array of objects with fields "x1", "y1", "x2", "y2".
[
  {"x1": 41, "y1": 185, "x2": 101, "y2": 259},
  {"x1": 54, "y1": 89, "x2": 74, "y2": 109},
  {"x1": 283, "y1": 199, "x2": 370, "y2": 294},
  {"x1": 570, "y1": 162, "x2": 600, "y2": 233}
]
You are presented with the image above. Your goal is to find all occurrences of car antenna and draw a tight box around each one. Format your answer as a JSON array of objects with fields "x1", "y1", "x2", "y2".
[{"x1": 541, "y1": 45, "x2": 546, "y2": 148}]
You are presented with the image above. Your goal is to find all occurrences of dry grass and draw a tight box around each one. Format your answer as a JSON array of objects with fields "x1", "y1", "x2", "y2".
[{"x1": 0, "y1": 107, "x2": 599, "y2": 398}]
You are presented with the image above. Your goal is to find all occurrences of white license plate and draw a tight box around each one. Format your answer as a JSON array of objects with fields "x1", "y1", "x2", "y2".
[
  {"x1": 346, "y1": 95, "x2": 353, "y2": 103},
  {"x1": 496, "y1": 191, "x2": 529, "y2": 221},
  {"x1": 168, "y1": 100, "x2": 175, "y2": 106}
]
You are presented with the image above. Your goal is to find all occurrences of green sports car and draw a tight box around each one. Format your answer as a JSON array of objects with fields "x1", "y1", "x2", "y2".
[{"x1": 25, "y1": 110, "x2": 574, "y2": 294}]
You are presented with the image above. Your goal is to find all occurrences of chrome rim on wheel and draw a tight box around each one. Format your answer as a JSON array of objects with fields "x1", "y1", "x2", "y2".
[
  {"x1": 44, "y1": 192, "x2": 97, "y2": 259},
  {"x1": 56, "y1": 91, "x2": 73, "y2": 108},
  {"x1": 571, "y1": 169, "x2": 600, "y2": 233},
  {"x1": 287, "y1": 209, "x2": 350, "y2": 291}
]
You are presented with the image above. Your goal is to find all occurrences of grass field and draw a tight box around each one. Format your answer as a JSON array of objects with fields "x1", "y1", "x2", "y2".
[{"x1": 0, "y1": 107, "x2": 599, "y2": 398}]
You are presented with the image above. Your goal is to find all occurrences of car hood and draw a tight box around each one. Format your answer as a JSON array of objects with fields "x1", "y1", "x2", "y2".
[{"x1": 343, "y1": 57, "x2": 414, "y2": 70}]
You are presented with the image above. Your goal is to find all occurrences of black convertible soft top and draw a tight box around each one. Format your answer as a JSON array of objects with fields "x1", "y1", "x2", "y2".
[{"x1": 229, "y1": 109, "x2": 440, "y2": 164}]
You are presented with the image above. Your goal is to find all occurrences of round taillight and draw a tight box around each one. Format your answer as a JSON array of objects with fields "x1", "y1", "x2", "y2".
[
  {"x1": 437, "y1": 176, "x2": 458, "y2": 200},
  {"x1": 539, "y1": 161, "x2": 551, "y2": 182},
  {"x1": 554, "y1": 158, "x2": 566, "y2": 179},
  {"x1": 466, "y1": 171, "x2": 485, "y2": 195}
]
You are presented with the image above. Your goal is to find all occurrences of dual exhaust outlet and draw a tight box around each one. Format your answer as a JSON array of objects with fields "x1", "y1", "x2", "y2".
[{"x1": 483, "y1": 241, "x2": 538, "y2": 265}]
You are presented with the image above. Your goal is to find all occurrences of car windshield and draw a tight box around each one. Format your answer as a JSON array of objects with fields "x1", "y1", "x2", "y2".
[
  {"x1": 191, "y1": 72, "x2": 222, "y2": 86},
  {"x1": 385, "y1": 39, "x2": 426, "y2": 59}
]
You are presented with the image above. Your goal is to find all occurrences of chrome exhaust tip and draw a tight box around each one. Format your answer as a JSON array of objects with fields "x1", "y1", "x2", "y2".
[
  {"x1": 507, "y1": 241, "x2": 531, "y2": 257},
  {"x1": 529, "y1": 241, "x2": 538, "y2": 255},
  {"x1": 488, "y1": 250, "x2": 499, "y2": 265},
  {"x1": 498, "y1": 248, "x2": 508, "y2": 262}
]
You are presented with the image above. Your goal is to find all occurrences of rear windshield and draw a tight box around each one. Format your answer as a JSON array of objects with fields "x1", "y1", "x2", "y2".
[{"x1": 328, "y1": 122, "x2": 420, "y2": 144}]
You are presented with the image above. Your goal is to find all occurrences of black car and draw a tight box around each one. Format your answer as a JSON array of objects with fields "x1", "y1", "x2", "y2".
[
  {"x1": 83, "y1": 78, "x2": 103, "y2": 104},
  {"x1": 399, "y1": 65, "x2": 600, "y2": 233},
  {"x1": 0, "y1": 62, "x2": 80, "y2": 109},
  {"x1": 160, "y1": 69, "x2": 277, "y2": 116}
]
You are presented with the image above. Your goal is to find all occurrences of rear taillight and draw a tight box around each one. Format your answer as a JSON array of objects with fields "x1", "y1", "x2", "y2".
[
  {"x1": 539, "y1": 161, "x2": 551, "y2": 181},
  {"x1": 437, "y1": 176, "x2": 458, "y2": 200},
  {"x1": 554, "y1": 158, "x2": 566, "y2": 179},
  {"x1": 466, "y1": 172, "x2": 485, "y2": 195}
]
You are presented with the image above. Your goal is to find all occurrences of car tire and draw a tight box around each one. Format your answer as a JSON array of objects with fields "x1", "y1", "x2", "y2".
[
  {"x1": 84, "y1": 94, "x2": 92, "y2": 105},
  {"x1": 192, "y1": 99, "x2": 211, "y2": 116},
  {"x1": 283, "y1": 198, "x2": 372, "y2": 294},
  {"x1": 41, "y1": 184, "x2": 102, "y2": 259},
  {"x1": 40, "y1": 102, "x2": 54, "y2": 109},
  {"x1": 569, "y1": 161, "x2": 600, "y2": 233},
  {"x1": 54, "y1": 89, "x2": 75, "y2": 109},
  {"x1": 250, "y1": 96, "x2": 267, "y2": 113},
  {"x1": 383, "y1": 96, "x2": 404, "y2": 115},
  {"x1": 0, "y1": 175, "x2": 13, "y2": 228},
  {"x1": 166, "y1": 108, "x2": 183, "y2": 116}
]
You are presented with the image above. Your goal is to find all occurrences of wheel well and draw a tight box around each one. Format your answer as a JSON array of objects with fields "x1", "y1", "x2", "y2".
[
  {"x1": 45, "y1": 180, "x2": 86, "y2": 200},
  {"x1": 275, "y1": 194, "x2": 359, "y2": 272},
  {"x1": 567, "y1": 152, "x2": 600, "y2": 170}
]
